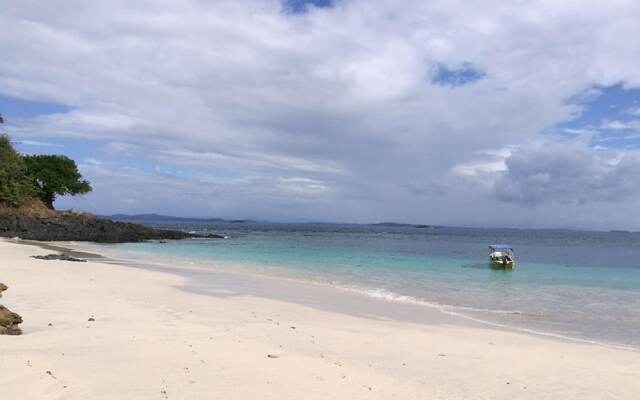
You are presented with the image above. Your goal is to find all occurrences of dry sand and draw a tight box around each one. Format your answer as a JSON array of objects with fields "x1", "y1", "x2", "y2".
[{"x1": 0, "y1": 238, "x2": 638, "y2": 399}]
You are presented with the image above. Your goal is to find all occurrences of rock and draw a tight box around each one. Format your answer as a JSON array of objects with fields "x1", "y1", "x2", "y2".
[
  {"x1": 0, "y1": 284, "x2": 23, "y2": 335},
  {"x1": 0, "y1": 211, "x2": 192, "y2": 243},
  {"x1": 0, "y1": 304, "x2": 23, "y2": 335},
  {"x1": 32, "y1": 253, "x2": 87, "y2": 262},
  {"x1": 196, "y1": 233, "x2": 226, "y2": 239}
]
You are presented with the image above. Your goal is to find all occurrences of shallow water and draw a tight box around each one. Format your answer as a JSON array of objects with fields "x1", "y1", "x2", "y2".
[{"x1": 94, "y1": 221, "x2": 640, "y2": 349}]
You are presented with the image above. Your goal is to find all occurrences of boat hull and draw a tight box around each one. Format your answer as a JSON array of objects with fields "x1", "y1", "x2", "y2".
[{"x1": 491, "y1": 260, "x2": 515, "y2": 269}]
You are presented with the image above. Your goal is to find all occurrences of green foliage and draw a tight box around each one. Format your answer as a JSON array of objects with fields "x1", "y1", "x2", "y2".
[
  {"x1": 23, "y1": 155, "x2": 92, "y2": 209},
  {"x1": 0, "y1": 115, "x2": 92, "y2": 208},
  {"x1": 0, "y1": 134, "x2": 32, "y2": 206}
]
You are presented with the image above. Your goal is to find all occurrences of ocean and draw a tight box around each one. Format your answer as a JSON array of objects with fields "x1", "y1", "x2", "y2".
[{"x1": 87, "y1": 221, "x2": 640, "y2": 349}]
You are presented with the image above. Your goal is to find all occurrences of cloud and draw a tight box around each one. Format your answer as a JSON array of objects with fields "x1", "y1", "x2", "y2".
[
  {"x1": 401, "y1": 182, "x2": 447, "y2": 197},
  {"x1": 600, "y1": 119, "x2": 640, "y2": 132},
  {"x1": 277, "y1": 177, "x2": 332, "y2": 197},
  {"x1": 2, "y1": 0, "x2": 640, "y2": 227},
  {"x1": 14, "y1": 139, "x2": 61, "y2": 147},
  {"x1": 452, "y1": 148, "x2": 512, "y2": 178},
  {"x1": 493, "y1": 139, "x2": 640, "y2": 206},
  {"x1": 82, "y1": 157, "x2": 106, "y2": 166}
]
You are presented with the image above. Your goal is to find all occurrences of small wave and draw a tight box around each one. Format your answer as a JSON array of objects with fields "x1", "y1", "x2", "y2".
[
  {"x1": 342, "y1": 286, "x2": 526, "y2": 316},
  {"x1": 339, "y1": 286, "x2": 638, "y2": 352}
]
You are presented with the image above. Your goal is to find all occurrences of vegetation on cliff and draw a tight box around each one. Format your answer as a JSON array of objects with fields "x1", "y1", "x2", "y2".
[
  {"x1": 0, "y1": 135, "x2": 32, "y2": 206},
  {"x1": 0, "y1": 116, "x2": 91, "y2": 209}
]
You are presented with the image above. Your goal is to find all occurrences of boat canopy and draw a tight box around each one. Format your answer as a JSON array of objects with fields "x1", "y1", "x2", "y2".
[{"x1": 489, "y1": 244, "x2": 513, "y2": 252}]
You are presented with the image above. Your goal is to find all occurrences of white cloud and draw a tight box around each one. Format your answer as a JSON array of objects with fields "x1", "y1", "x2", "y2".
[
  {"x1": 600, "y1": 120, "x2": 640, "y2": 130},
  {"x1": 15, "y1": 140, "x2": 60, "y2": 147},
  {"x1": 82, "y1": 157, "x2": 106, "y2": 166},
  {"x1": 451, "y1": 147, "x2": 513, "y2": 179},
  {"x1": 277, "y1": 176, "x2": 331, "y2": 197}
]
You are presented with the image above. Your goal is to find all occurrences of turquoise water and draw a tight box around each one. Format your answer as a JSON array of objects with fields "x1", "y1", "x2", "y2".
[{"x1": 104, "y1": 222, "x2": 640, "y2": 349}]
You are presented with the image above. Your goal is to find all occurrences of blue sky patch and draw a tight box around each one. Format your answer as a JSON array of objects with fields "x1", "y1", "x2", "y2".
[
  {"x1": 283, "y1": 0, "x2": 334, "y2": 14},
  {"x1": 0, "y1": 94, "x2": 70, "y2": 119},
  {"x1": 553, "y1": 84, "x2": 640, "y2": 148},
  {"x1": 14, "y1": 137, "x2": 109, "y2": 161},
  {"x1": 432, "y1": 63, "x2": 485, "y2": 87}
]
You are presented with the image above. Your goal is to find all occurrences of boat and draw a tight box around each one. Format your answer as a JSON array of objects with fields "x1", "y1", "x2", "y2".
[{"x1": 488, "y1": 244, "x2": 515, "y2": 269}]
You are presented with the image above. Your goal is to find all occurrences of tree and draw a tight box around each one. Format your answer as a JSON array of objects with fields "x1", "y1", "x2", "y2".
[
  {"x1": 0, "y1": 134, "x2": 31, "y2": 206},
  {"x1": 23, "y1": 155, "x2": 92, "y2": 209}
]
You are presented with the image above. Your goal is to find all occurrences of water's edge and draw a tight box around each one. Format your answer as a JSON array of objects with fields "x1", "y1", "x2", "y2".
[{"x1": 38, "y1": 238, "x2": 640, "y2": 353}]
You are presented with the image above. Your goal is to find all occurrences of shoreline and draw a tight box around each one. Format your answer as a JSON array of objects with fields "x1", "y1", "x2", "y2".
[
  {"x1": 50, "y1": 239, "x2": 640, "y2": 352},
  {"x1": 1, "y1": 238, "x2": 639, "y2": 399},
  {"x1": 11, "y1": 237, "x2": 475, "y2": 327}
]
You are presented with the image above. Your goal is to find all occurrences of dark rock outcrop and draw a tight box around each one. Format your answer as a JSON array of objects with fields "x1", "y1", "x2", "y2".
[
  {"x1": 32, "y1": 253, "x2": 87, "y2": 262},
  {"x1": 197, "y1": 233, "x2": 226, "y2": 239},
  {"x1": 0, "y1": 212, "x2": 192, "y2": 243},
  {"x1": 0, "y1": 198, "x2": 227, "y2": 243},
  {"x1": 0, "y1": 283, "x2": 22, "y2": 335}
]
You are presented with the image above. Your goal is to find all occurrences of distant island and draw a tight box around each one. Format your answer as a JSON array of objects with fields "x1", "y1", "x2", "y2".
[
  {"x1": 104, "y1": 214, "x2": 251, "y2": 224},
  {"x1": 369, "y1": 222, "x2": 436, "y2": 228},
  {"x1": 104, "y1": 213, "x2": 231, "y2": 222},
  {"x1": 105, "y1": 216, "x2": 439, "y2": 228}
]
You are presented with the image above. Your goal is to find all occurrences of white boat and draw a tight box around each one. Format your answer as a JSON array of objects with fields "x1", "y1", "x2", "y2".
[{"x1": 488, "y1": 244, "x2": 515, "y2": 269}]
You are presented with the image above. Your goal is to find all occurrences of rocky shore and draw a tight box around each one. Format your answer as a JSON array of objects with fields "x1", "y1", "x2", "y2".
[{"x1": 0, "y1": 211, "x2": 193, "y2": 243}]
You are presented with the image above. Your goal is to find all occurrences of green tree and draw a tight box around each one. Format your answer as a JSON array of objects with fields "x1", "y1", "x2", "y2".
[
  {"x1": 23, "y1": 155, "x2": 92, "y2": 209},
  {"x1": 0, "y1": 134, "x2": 31, "y2": 206}
]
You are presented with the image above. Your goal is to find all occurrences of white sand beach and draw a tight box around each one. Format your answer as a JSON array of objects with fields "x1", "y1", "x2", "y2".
[{"x1": 1, "y1": 238, "x2": 638, "y2": 399}]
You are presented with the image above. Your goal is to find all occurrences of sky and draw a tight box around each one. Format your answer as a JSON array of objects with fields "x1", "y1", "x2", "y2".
[{"x1": 2, "y1": 0, "x2": 640, "y2": 230}]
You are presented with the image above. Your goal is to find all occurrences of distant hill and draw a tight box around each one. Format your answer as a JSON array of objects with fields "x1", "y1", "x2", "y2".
[
  {"x1": 105, "y1": 216, "x2": 438, "y2": 228},
  {"x1": 369, "y1": 222, "x2": 436, "y2": 228},
  {"x1": 103, "y1": 214, "x2": 245, "y2": 223}
]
